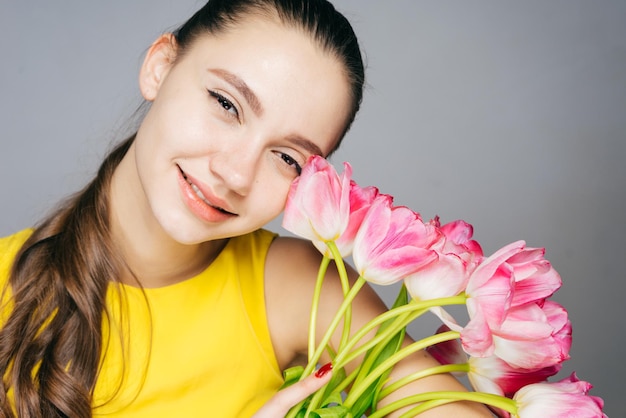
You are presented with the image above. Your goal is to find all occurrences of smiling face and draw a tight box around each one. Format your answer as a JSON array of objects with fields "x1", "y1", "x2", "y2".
[{"x1": 126, "y1": 15, "x2": 352, "y2": 245}]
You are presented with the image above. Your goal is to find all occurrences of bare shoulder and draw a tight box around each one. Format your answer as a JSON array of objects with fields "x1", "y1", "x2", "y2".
[
  {"x1": 264, "y1": 235, "x2": 388, "y2": 369},
  {"x1": 264, "y1": 236, "x2": 329, "y2": 328},
  {"x1": 264, "y1": 236, "x2": 323, "y2": 368},
  {"x1": 266, "y1": 235, "x2": 324, "y2": 280},
  {"x1": 264, "y1": 235, "x2": 370, "y2": 310}
]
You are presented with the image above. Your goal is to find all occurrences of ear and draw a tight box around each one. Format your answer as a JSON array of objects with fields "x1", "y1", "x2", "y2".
[{"x1": 139, "y1": 33, "x2": 178, "y2": 101}]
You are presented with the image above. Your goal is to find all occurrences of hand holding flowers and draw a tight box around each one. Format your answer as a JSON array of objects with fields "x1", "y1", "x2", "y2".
[{"x1": 281, "y1": 156, "x2": 606, "y2": 417}]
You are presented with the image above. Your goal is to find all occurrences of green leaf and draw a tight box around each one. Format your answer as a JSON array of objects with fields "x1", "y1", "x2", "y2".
[
  {"x1": 310, "y1": 405, "x2": 349, "y2": 418},
  {"x1": 390, "y1": 285, "x2": 409, "y2": 313},
  {"x1": 320, "y1": 391, "x2": 344, "y2": 407},
  {"x1": 281, "y1": 366, "x2": 305, "y2": 389},
  {"x1": 370, "y1": 284, "x2": 409, "y2": 408},
  {"x1": 371, "y1": 329, "x2": 406, "y2": 401},
  {"x1": 349, "y1": 285, "x2": 409, "y2": 416}
]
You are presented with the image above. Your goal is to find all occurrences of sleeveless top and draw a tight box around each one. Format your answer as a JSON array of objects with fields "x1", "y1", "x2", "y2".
[{"x1": 0, "y1": 228, "x2": 284, "y2": 417}]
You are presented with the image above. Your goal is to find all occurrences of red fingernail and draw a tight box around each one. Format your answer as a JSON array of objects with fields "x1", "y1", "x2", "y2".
[{"x1": 315, "y1": 362, "x2": 333, "y2": 378}]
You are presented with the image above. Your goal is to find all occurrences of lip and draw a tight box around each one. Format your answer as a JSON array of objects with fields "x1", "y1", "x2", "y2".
[{"x1": 176, "y1": 166, "x2": 238, "y2": 223}]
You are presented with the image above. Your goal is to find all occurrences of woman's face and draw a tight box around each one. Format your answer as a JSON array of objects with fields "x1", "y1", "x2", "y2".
[{"x1": 132, "y1": 15, "x2": 352, "y2": 244}]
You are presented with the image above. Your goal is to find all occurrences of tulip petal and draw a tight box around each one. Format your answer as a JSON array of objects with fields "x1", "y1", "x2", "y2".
[
  {"x1": 352, "y1": 196, "x2": 439, "y2": 286},
  {"x1": 467, "y1": 241, "x2": 525, "y2": 293},
  {"x1": 469, "y1": 354, "x2": 561, "y2": 397},
  {"x1": 461, "y1": 306, "x2": 495, "y2": 357},
  {"x1": 283, "y1": 156, "x2": 351, "y2": 245},
  {"x1": 514, "y1": 373, "x2": 607, "y2": 417},
  {"x1": 405, "y1": 252, "x2": 468, "y2": 300}
]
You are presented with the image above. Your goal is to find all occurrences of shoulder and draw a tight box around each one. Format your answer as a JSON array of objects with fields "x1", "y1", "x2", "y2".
[
  {"x1": 266, "y1": 235, "x2": 322, "y2": 271},
  {"x1": 264, "y1": 235, "x2": 388, "y2": 367},
  {"x1": 264, "y1": 235, "x2": 336, "y2": 296},
  {"x1": 264, "y1": 235, "x2": 324, "y2": 313},
  {"x1": 264, "y1": 234, "x2": 384, "y2": 319},
  {"x1": 263, "y1": 236, "x2": 328, "y2": 364}
]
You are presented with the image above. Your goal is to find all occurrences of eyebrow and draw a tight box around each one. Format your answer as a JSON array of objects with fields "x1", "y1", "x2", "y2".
[
  {"x1": 286, "y1": 135, "x2": 324, "y2": 157},
  {"x1": 209, "y1": 68, "x2": 325, "y2": 157},
  {"x1": 209, "y1": 68, "x2": 264, "y2": 116}
]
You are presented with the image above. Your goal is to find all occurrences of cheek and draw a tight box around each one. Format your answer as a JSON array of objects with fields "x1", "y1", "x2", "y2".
[
  {"x1": 254, "y1": 177, "x2": 291, "y2": 218},
  {"x1": 142, "y1": 92, "x2": 214, "y2": 152}
]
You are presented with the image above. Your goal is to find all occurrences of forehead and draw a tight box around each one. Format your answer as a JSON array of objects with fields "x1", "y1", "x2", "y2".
[{"x1": 180, "y1": 15, "x2": 353, "y2": 154}]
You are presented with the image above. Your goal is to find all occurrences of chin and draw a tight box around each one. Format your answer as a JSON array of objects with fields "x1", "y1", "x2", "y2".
[
  {"x1": 151, "y1": 210, "x2": 208, "y2": 245},
  {"x1": 158, "y1": 217, "x2": 242, "y2": 245}
]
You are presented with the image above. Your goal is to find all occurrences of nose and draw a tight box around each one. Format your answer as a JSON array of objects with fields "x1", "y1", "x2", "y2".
[{"x1": 209, "y1": 144, "x2": 260, "y2": 196}]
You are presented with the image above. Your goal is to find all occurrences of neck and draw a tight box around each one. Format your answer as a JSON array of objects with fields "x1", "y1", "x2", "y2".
[{"x1": 109, "y1": 144, "x2": 227, "y2": 288}]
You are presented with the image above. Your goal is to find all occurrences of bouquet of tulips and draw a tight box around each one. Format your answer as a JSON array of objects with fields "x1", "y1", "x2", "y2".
[{"x1": 280, "y1": 156, "x2": 607, "y2": 418}]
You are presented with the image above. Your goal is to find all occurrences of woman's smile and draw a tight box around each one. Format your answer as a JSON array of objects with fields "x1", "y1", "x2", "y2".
[{"x1": 177, "y1": 165, "x2": 238, "y2": 223}]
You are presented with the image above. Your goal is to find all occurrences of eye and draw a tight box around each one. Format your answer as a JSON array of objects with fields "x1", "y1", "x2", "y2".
[
  {"x1": 278, "y1": 152, "x2": 303, "y2": 175},
  {"x1": 208, "y1": 90, "x2": 239, "y2": 118}
]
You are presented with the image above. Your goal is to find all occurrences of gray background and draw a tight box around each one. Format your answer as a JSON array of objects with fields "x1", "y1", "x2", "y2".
[{"x1": 1, "y1": 1, "x2": 624, "y2": 415}]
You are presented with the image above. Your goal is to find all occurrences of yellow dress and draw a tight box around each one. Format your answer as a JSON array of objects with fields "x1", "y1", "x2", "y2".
[{"x1": 0, "y1": 228, "x2": 284, "y2": 417}]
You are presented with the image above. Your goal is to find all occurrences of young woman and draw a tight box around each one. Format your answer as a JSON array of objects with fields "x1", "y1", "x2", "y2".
[{"x1": 0, "y1": 1, "x2": 491, "y2": 416}]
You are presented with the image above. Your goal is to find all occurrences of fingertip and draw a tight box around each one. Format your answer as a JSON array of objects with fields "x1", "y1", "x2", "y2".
[{"x1": 314, "y1": 362, "x2": 333, "y2": 379}]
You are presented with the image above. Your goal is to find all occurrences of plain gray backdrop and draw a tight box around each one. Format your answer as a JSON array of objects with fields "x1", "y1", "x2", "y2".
[{"x1": 1, "y1": 1, "x2": 624, "y2": 415}]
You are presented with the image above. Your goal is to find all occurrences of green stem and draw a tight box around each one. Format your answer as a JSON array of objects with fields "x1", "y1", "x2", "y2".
[
  {"x1": 341, "y1": 304, "x2": 426, "y2": 382},
  {"x1": 335, "y1": 303, "x2": 415, "y2": 369},
  {"x1": 400, "y1": 399, "x2": 459, "y2": 417},
  {"x1": 326, "y1": 241, "x2": 352, "y2": 351},
  {"x1": 284, "y1": 254, "x2": 331, "y2": 418},
  {"x1": 309, "y1": 255, "x2": 331, "y2": 362},
  {"x1": 302, "y1": 277, "x2": 367, "y2": 378},
  {"x1": 332, "y1": 364, "x2": 360, "y2": 394},
  {"x1": 349, "y1": 307, "x2": 417, "y2": 391},
  {"x1": 378, "y1": 363, "x2": 470, "y2": 399},
  {"x1": 334, "y1": 295, "x2": 466, "y2": 370},
  {"x1": 301, "y1": 266, "x2": 364, "y2": 418},
  {"x1": 343, "y1": 331, "x2": 460, "y2": 407},
  {"x1": 367, "y1": 391, "x2": 518, "y2": 418}
]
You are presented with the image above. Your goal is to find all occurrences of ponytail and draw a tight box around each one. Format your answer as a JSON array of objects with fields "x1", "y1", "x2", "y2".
[{"x1": 0, "y1": 136, "x2": 134, "y2": 417}]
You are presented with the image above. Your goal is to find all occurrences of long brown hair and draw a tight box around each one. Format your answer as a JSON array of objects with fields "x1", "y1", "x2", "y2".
[
  {"x1": 0, "y1": 137, "x2": 132, "y2": 417},
  {"x1": 0, "y1": 1, "x2": 364, "y2": 416}
]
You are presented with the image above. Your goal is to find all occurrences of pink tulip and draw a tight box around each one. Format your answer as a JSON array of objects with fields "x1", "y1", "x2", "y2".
[
  {"x1": 330, "y1": 181, "x2": 379, "y2": 258},
  {"x1": 352, "y1": 194, "x2": 438, "y2": 285},
  {"x1": 437, "y1": 218, "x2": 484, "y2": 263},
  {"x1": 505, "y1": 247, "x2": 562, "y2": 308},
  {"x1": 492, "y1": 300, "x2": 572, "y2": 370},
  {"x1": 427, "y1": 325, "x2": 560, "y2": 398},
  {"x1": 405, "y1": 219, "x2": 484, "y2": 301},
  {"x1": 283, "y1": 156, "x2": 351, "y2": 253},
  {"x1": 459, "y1": 241, "x2": 565, "y2": 360},
  {"x1": 459, "y1": 242, "x2": 519, "y2": 357},
  {"x1": 513, "y1": 372, "x2": 607, "y2": 417},
  {"x1": 469, "y1": 356, "x2": 561, "y2": 399}
]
